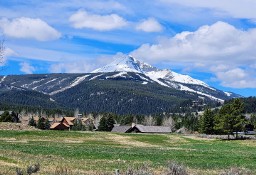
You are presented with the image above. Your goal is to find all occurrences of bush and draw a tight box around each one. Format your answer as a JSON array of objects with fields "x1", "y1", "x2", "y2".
[
  {"x1": 125, "y1": 163, "x2": 153, "y2": 175},
  {"x1": 54, "y1": 166, "x2": 73, "y2": 175},
  {"x1": 0, "y1": 111, "x2": 12, "y2": 122},
  {"x1": 166, "y1": 161, "x2": 188, "y2": 175},
  {"x1": 27, "y1": 163, "x2": 40, "y2": 175},
  {"x1": 15, "y1": 168, "x2": 23, "y2": 175},
  {"x1": 220, "y1": 167, "x2": 252, "y2": 175},
  {"x1": 28, "y1": 116, "x2": 36, "y2": 127}
]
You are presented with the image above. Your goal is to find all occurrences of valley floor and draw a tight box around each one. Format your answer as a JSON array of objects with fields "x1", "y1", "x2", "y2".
[{"x1": 0, "y1": 129, "x2": 255, "y2": 175}]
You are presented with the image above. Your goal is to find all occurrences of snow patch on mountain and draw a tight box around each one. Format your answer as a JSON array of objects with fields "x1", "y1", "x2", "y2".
[
  {"x1": 89, "y1": 74, "x2": 103, "y2": 81},
  {"x1": 224, "y1": 92, "x2": 232, "y2": 97},
  {"x1": 179, "y1": 84, "x2": 224, "y2": 102},
  {"x1": 21, "y1": 78, "x2": 46, "y2": 89},
  {"x1": 171, "y1": 71, "x2": 208, "y2": 87},
  {"x1": 0, "y1": 76, "x2": 6, "y2": 83},
  {"x1": 50, "y1": 75, "x2": 90, "y2": 95},
  {"x1": 106, "y1": 72, "x2": 127, "y2": 79}
]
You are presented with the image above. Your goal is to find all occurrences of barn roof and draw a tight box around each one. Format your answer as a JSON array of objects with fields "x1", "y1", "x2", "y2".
[
  {"x1": 50, "y1": 122, "x2": 70, "y2": 130},
  {"x1": 133, "y1": 125, "x2": 171, "y2": 133},
  {"x1": 63, "y1": 117, "x2": 76, "y2": 125},
  {"x1": 50, "y1": 122, "x2": 61, "y2": 129},
  {"x1": 111, "y1": 126, "x2": 132, "y2": 133}
]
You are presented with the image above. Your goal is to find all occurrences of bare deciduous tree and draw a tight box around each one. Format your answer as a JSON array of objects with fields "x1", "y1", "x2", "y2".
[
  {"x1": 143, "y1": 115, "x2": 156, "y2": 126},
  {"x1": 162, "y1": 116, "x2": 175, "y2": 131}
]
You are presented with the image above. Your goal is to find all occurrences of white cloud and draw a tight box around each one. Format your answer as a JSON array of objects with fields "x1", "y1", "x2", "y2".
[
  {"x1": 215, "y1": 68, "x2": 256, "y2": 88},
  {"x1": 0, "y1": 17, "x2": 61, "y2": 41},
  {"x1": 160, "y1": 0, "x2": 256, "y2": 19},
  {"x1": 69, "y1": 10, "x2": 127, "y2": 31},
  {"x1": 136, "y1": 18, "x2": 163, "y2": 32},
  {"x1": 20, "y1": 62, "x2": 35, "y2": 74},
  {"x1": 49, "y1": 55, "x2": 111, "y2": 73},
  {"x1": 132, "y1": 21, "x2": 256, "y2": 88},
  {"x1": 50, "y1": 60, "x2": 97, "y2": 73}
]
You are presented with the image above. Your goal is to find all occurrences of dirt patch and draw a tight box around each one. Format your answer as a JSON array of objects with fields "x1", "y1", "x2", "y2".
[
  {"x1": 0, "y1": 160, "x2": 18, "y2": 167},
  {"x1": 182, "y1": 135, "x2": 215, "y2": 141},
  {"x1": 0, "y1": 122, "x2": 39, "y2": 131},
  {"x1": 107, "y1": 134, "x2": 157, "y2": 148},
  {"x1": 63, "y1": 139, "x2": 84, "y2": 143}
]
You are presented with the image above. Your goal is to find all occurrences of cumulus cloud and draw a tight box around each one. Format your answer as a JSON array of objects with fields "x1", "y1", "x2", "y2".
[
  {"x1": 50, "y1": 60, "x2": 97, "y2": 73},
  {"x1": 20, "y1": 62, "x2": 35, "y2": 74},
  {"x1": 215, "y1": 68, "x2": 256, "y2": 88},
  {"x1": 0, "y1": 17, "x2": 61, "y2": 41},
  {"x1": 136, "y1": 18, "x2": 163, "y2": 32},
  {"x1": 132, "y1": 21, "x2": 256, "y2": 88},
  {"x1": 69, "y1": 10, "x2": 127, "y2": 31}
]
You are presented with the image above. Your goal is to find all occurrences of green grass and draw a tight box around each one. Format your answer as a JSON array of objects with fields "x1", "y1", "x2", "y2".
[{"x1": 0, "y1": 130, "x2": 255, "y2": 174}]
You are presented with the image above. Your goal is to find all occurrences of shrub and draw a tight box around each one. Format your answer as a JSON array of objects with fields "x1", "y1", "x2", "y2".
[
  {"x1": 28, "y1": 116, "x2": 36, "y2": 127},
  {"x1": 54, "y1": 166, "x2": 73, "y2": 175},
  {"x1": 166, "y1": 161, "x2": 188, "y2": 175},
  {"x1": 220, "y1": 167, "x2": 252, "y2": 175},
  {"x1": 15, "y1": 168, "x2": 23, "y2": 175},
  {"x1": 27, "y1": 163, "x2": 40, "y2": 175},
  {"x1": 125, "y1": 163, "x2": 153, "y2": 175}
]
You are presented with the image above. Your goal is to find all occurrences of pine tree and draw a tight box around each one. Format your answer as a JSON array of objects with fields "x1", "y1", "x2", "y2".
[
  {"x1": 249, "y1": 114, "x2": 256, "y2": 130},
  {"x1": 0, "y1": 111, "x2": 12, "y2": 122},
  {"x1": 11, "y1": 112, "x2": 20, "y2": 123},
  {"x1": 98, "y1": 117, "x2": 107, "y2": 131},
  {"x1": 214, "y1": 99, "x2": 245, "y2": 139},
  {"x1": 106, "y1": 115, "x2": 115, "y2": 131},
  {"x1": 72, "y1": 119, "x2": 86, "y2": 131},
  {"x1": 28, "y1": 116, "x2": 36, "y2": 127},
  {"x1": 44, "y1": 119, "x2": 51, "y2": 130},
  {"x1": 37, "y1": 116, "x2": 45, "y2": 130},
  {"x1": 232, "y1": 99, "x2": 246, "y2": 139},
  {"x1": 199, "y1": 108, "x2": 214, "y2": 134}
]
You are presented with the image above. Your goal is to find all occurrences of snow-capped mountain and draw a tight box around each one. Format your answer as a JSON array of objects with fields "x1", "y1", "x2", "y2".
[
  {"x1": 92, "y1": 54, "x2": 208, "y2": 87},
  {"x1": 0, "y1": 54, "x2": 240, "y2": 114},
  {"x1": 92, "y1": 54, "x2": 232, "y2": 102}
]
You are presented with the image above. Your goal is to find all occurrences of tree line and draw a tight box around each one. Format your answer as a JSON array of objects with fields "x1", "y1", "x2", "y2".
[{"x1": 199, "y1": 99, "x2": 255, "y2": 139}]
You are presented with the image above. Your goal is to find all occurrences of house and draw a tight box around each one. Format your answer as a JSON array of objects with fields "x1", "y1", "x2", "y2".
[
  {"x1": 50, "y1": 117, "x2": 95, "y2": 130},
  {"x1": 50, "y1": 122, "x2": 70, "y2": 130},
  {"x1": 62, "y1": 117, "x2": 76, "y2": 128},
  {"x1": 111, "y1": 123, "x2": 171, "y2": 133},
  {"x1": 50, "y1": 117, "x2": 75, "y2": 130}
]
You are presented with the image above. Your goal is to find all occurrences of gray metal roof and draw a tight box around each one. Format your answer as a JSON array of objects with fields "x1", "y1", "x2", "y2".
[
  {"x1": 111, "y1": 126, "x2": 131, "y2": 133},
  {"x1": 135, "y1": 125, "x2": 171, "y2": 133}
]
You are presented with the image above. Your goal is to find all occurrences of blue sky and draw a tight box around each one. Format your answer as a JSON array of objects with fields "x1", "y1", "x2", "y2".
[{"x1": 1, "y1": 0, "x2": 256, "y2": 97}]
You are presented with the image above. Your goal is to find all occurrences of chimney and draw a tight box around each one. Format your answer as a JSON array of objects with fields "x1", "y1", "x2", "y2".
[{"x1": 132, "y1": 123, "x2": 136, "y2": 128}]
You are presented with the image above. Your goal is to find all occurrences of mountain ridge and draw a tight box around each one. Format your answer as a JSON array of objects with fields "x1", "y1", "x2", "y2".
[
  {"x1": 91, "y1": 54, "x2": 238, "y2": 101},
  {"x1": 0, "y1": 55, "x2": 241, "y2": 115}
]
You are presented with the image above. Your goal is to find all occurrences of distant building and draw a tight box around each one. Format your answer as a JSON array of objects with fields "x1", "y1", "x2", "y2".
[
  {"x1": 50, "y1": 117, "x2": 95, "y2": 130},
  {"x1": 111, "y1": 123, "x2": 171, "y2": 133}
]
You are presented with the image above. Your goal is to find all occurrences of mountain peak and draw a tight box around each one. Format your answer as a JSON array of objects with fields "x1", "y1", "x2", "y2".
[
  {"x1": 92, "y1": 54, "x2": 208, "y2": 87},
  {"x1": 92, "y1": 54, "x2": 144, "y2": 73}
]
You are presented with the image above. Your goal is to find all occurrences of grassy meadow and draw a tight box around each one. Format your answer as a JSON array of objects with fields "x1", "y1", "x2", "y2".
[{"x1": 0, "y1": 130, "x2": 255, "y2": 175}]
